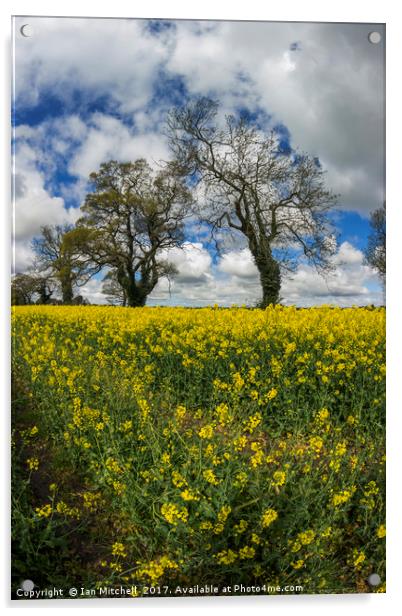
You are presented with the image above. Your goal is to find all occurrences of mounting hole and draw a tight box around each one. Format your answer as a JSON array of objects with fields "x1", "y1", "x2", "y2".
[
  {"x1": 20, "y1": 24, "x2": 33, "y2": 38},
  {"x1": 368, "y1": 31, "x2": 381, "y2": 44},
  {"x1": 367, "y1": 573, "x2": 381, "y2": 586}
]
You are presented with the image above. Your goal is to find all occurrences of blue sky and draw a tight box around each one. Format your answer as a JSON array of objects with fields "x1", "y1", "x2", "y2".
[{"x1": 12, "y1": 17, "x2": 385, "y2": 306}]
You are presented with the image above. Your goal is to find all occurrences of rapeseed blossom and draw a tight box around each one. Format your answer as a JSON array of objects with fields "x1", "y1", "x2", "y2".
[
  {"x1": 161, "y1": 503, "x2": 188, "y2": 525},
  {"x1": 261, "y1": 508, "x2": 278, "y2": 528},
  {"x1": 12, "y1": 305, "x2": 385, "y2": 594}
]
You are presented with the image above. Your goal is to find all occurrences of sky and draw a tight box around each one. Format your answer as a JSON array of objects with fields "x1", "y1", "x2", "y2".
[{"x1": 12, "y1": 17, "x2": 385, "y2": 306}]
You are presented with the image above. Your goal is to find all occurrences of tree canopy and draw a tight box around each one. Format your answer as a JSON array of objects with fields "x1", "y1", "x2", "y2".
[
  {"x1": 74, "y1": 159, "x2": 193, "y2": 307},
  {"x1": 32, "y1": 224, "x2": 98, "y2": 304},
  {"x1": 167, "y1": 97, "x2": 338, "y2": 306},
  {"x1": 11, "y1": 272, "x2": 56, "y2": 305}
]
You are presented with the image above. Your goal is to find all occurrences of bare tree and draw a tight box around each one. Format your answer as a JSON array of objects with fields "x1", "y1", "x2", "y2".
[
  {"x1": 365, "y1": 202, "x2": 385, "y2": 290},
  {"x1": 75, "y1": 159, "x2": 193, "y2": 307},
  {"x1": 32, "y1": 224, "x2": 100, "y2": 304},
  {"x1": 167, "y1": 98, "x2": 338, "y2": 306},
  {"x1": 101, "y1": 270, "x2": 128, "y2": 306}
]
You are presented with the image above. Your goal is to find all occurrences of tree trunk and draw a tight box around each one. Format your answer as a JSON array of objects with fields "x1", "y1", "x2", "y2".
[
  {"x1": 126, "y1": 288, "x2": 148, "y2": 307},
  {"x1": 117, "y1": 268, "x2": 148, "y2": 307},
  {"x1": 115, "y1": 262, "x2": 161, "y2": 307},
  {"x1": 253, "y1": 248, "x2": 281, "y2": 308},
  {"x1": 61, "y1": 278, "x2": 74, "y2": 305},
  {"x1": 37, "y1": 280, "x2": 53, "y2": 304}
]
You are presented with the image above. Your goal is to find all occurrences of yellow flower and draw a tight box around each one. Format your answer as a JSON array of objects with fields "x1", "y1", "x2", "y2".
[
  {"x1": 82, "y1": 491, "x2": 102, "y2": 511},
  {"x1": 234, "y1": 519, "x2": 248, "y2": 534},
  {"x1": 352, "y1": 549, "x2": 366, "y2": 568},
  {"x1": 243, "y1": 412, "x2": 262, "y2": 434},
  {"x1": 111, "y1": 542, "x2": 127, "y2": 557},
  {"x1": 216, "y1": 549, "x2": 238, "y2": 565},
  {"x1": 298, "y1": 530, "x2": 315, "y2": 545},
  {"x1": 316, "y1": 408, "x2": 330, "y2": 422},
  {"x1": 266, "y1": 387, "x2": 278, "y2": 400},
  {"x1": 213, "y1": 523, "x2": 225, "y2": 535},
  {"x1": 112, "y1": 480, "x2": 126, "y2": 495},
  {"x1": 172, "y1": 471, "x2": 187, "y2": 488},
  {"x1": 119, "y1": 420, "x2": 132, "y2": 432},
  {"x1": 26, "y1": 457, "x2": 39, "y2": 471},
  {"x1": 272, "y1": 470, "x2": 286, "y2": 487},
  {"x1": 309, "y1": 436, "x2": 323, "y2": 454},
  {"x1": 137, "y1": 398, "x2": 150, "y2": 421},
  {"x1": 331, "y1": 486, "x2": 356, "y2": 507},
  {"x1": 137, "y1": 556, "x2": 178, "y2": 586},
  {"x1": 55, "y1": 501, "x2": 80, "y2": 519},
  {"x1": 261, "y1": 508, "x2": 278, "y2": 528},
  {"x1": 215, "y1": 402, "x2": 231, "y2": 425},
  {"x1": 334, "y1": 441, "x2": 347, "y2": 457},
  {"x1": 12, "y1": 304, "x2": 385, "y2": 587},
  {"x1": 199, "y1": 424, "x2": 214, "y2": 439},
  {"x1": 105, "y1": 457, "x2": 122, "y2": 474},
  {"x1": 239, "y1": 545, "x2": 255, "y2": 559},
  {"x1": 175, "y1": 405, "x2": 187, "y2": 420},
  {"x1": 250, "y1": 444, "x2": 264, "y2": 467},
  {"x1": 349, "y1": 455, "x2": 358, "y2": 470},
  {"x1": 233, "y1": 372, "x2": 245, "y2": 390},
  {"x1": 161, "y1": 502, "x2": 188, "y2": 525},
  {"x1": 180, "y1": 489, "x2": 199, "y2": 501},
  {"x1": 203, "y1": 469, "x2": 220, "y2": 485},
  {"x1": 364, "y1": 481, "x2": 379, "y2": 496},
  {"x1": 161, "y1": 452, "x2": 171, "y2": 465},
  {"x1": 291, "y1": 559, "x2": 304, "y2": 569},
  {"x1": 35, "y1": 504, "x2": 52, "y2": 518},
  {"x1": 217, "y1": 505, "x2": 231, "y2": 523},
  {"x1": 291, "y1": 540, "x2": 302, "y2": 553},
  {"x1": 233, "y1": 435, "x2": 247, "y2": 451},
  {"x1": 234, "y1": 471, "x2": 248, "y2": 488},
  {"x1": 377, "y1": 524, "x2": 386, "y2": 539}
]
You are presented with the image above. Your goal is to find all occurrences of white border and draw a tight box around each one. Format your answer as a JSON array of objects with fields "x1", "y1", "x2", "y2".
[{"x1": 2, "y1": 1, "x2": 401, "y2": 614}]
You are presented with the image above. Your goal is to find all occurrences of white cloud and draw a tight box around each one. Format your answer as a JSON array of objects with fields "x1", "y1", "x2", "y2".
[
  {"x1": 218, "y1": 248, "x2": 258, "y2": 279},
  {"x1": 15, "y1": 112, "x2": 170, "y2": 184},
  {"x1": 79, "y1": 277, "x2": 108, "y2": 305},
  {"x1": 12, "y1": 143, "x2": 80, "y2": 272},
  {"x1": 148, "y1": 241, "x2": 382, "y2": 307},
  {"x1": 281, "y1": 241, "x2": 382, "y2": 306},
  {"x1": 160, "y1": 242, "x2": 213, "y2": 284},
  {"x1": 68, "y1": 113, "x2": 169, "y2": 179},
  {"x1": 332, "y1": 241, "x2": 364, "y2": 266},
  {"x1": 14, "y1": 17, "x2": 170, "y2": 114}
]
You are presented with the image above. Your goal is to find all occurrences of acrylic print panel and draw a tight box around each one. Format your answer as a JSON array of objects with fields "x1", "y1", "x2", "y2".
[{"x1": 11, "y1": 16, "x2": 385, "y2": 600}]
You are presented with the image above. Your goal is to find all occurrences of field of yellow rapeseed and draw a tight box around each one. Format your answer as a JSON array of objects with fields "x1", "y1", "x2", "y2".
[{"x1": 11, "y1": 305, "x2": 385, "y2": 596}]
